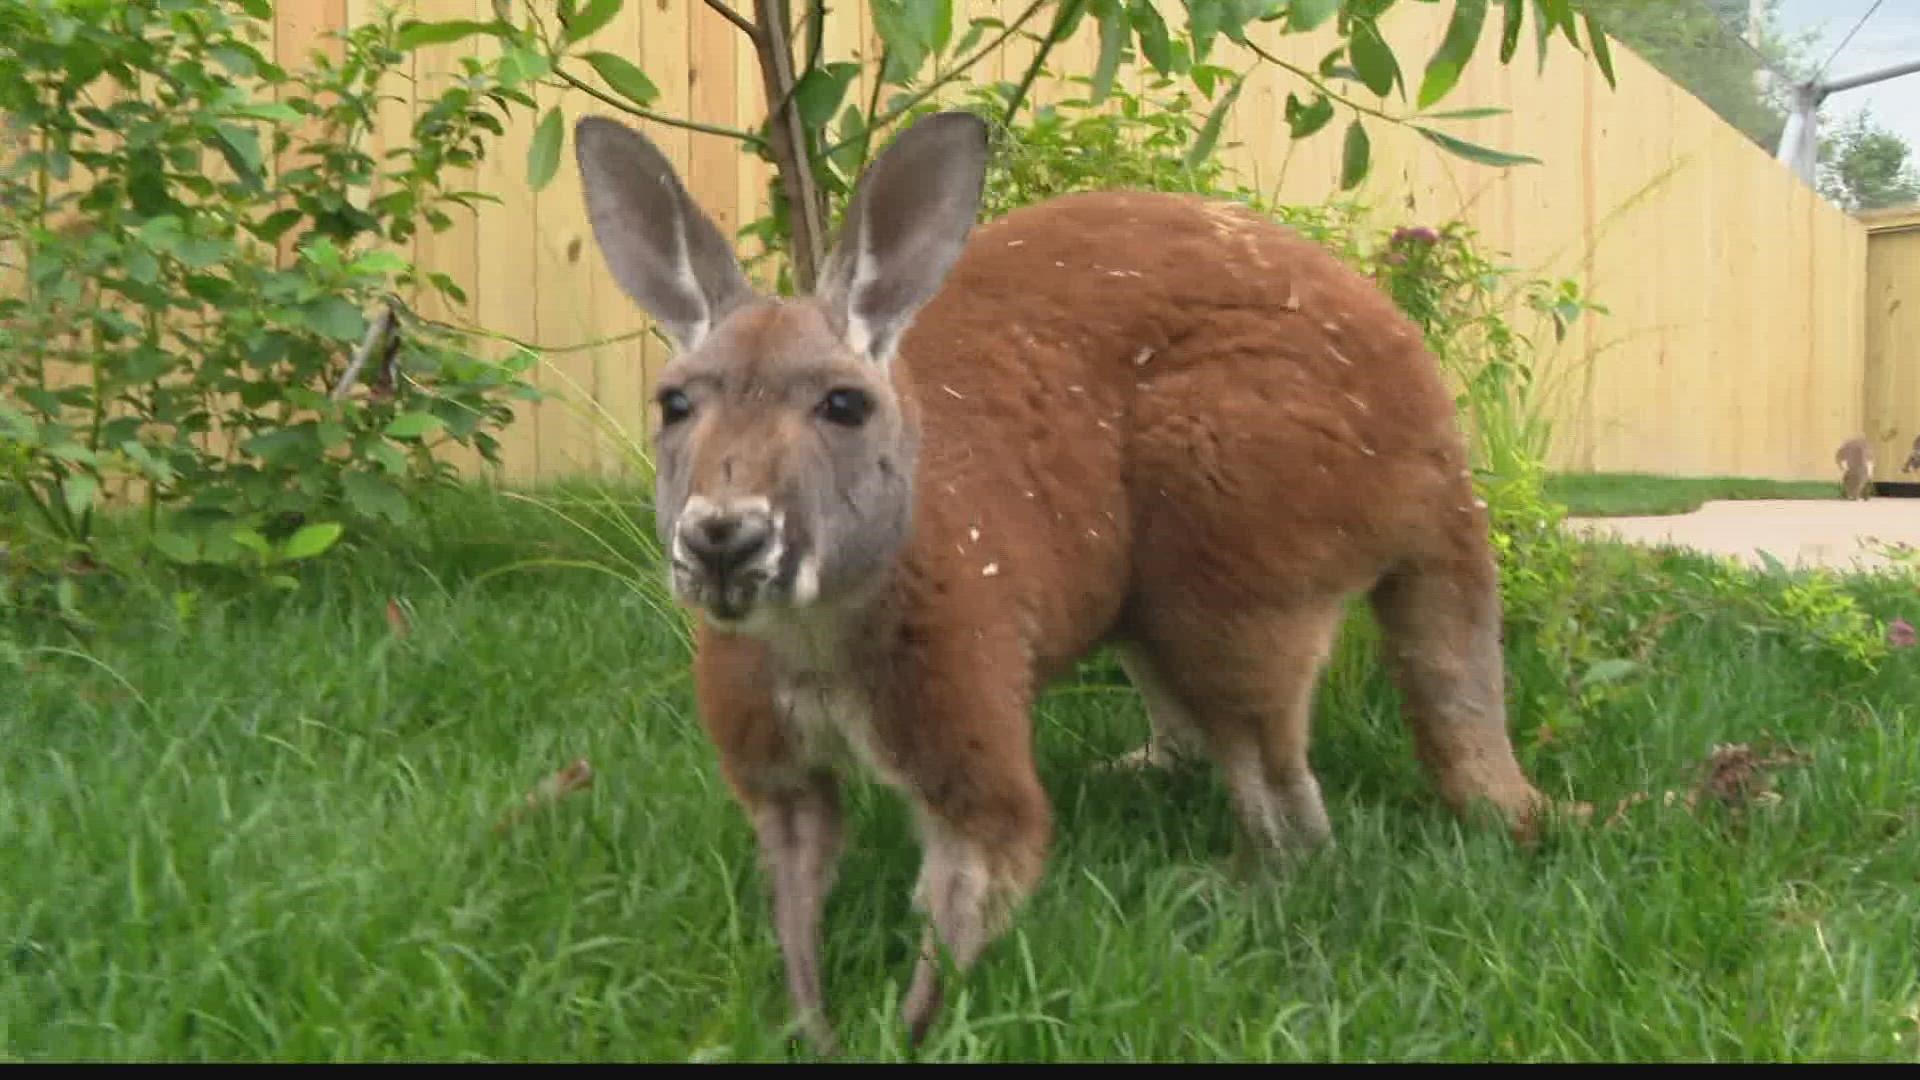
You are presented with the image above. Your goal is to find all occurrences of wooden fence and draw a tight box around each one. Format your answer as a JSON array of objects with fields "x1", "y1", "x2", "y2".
[
  {"x1": 15, "y1": 2, "x2": 1889, "y2": 484},
  {"x1": 1864, "y1": 208, "x2": 1920, "y2": 478}
]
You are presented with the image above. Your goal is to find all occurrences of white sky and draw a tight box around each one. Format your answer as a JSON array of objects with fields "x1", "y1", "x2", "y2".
[{"x1": 1777, "y1": 0, "x2": 1920, "y2": 153}]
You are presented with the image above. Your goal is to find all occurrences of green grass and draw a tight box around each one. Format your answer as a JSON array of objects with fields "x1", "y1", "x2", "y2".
[
  {"x1": 1547, "y1": 472, "x2": 1840, "y2": 518},
  {"x1": 4, "y1": 483, "x2": 1918, "y2": 1062}
]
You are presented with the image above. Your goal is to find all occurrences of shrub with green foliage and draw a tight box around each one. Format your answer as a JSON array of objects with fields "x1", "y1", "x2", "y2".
[{"x1": 0, "y1": 0, "x2": 538, "y2": 587}]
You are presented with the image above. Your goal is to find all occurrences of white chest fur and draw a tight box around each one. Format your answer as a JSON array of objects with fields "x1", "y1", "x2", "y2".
[{"x1": 773, "y1": 672, "x2": 903, "y2": 788}]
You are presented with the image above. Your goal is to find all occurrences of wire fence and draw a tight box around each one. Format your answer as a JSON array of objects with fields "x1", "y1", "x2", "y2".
[{"x1": 1584, "y1": 0, "x2": 1808, "y2": 155}]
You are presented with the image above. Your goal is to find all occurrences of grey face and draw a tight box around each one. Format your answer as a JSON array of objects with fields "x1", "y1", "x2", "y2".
[
  {"x1": 649, "y1": 300, "x2": 920, "y2": 628},
  {"x1": 573, "y1": 110, "x2": 988, "y2": 631}
]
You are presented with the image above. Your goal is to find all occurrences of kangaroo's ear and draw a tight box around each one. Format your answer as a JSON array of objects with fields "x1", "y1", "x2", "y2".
[
  {"x1": 815, "y1": 111, "x2": 990, "y2": 369},
  {"x1": 574, "y1": 115, "x2": 754, "y2": 352}
]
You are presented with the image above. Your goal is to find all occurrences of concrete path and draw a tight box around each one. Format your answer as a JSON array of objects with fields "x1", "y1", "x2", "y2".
[{"x1": 1564, "y1": 498, "x2": 1920, "y2": 573}]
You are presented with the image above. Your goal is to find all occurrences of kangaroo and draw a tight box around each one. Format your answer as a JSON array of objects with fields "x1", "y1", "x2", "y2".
[
  {"x1": 574, "y1": 110, "x2": 1573, "y2": 1054},
  {"x1": 1837, "y1": 436, "x2": 1874, "y2": 500}
]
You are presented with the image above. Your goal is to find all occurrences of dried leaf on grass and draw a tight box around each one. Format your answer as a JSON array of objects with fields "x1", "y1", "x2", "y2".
[
  {"x1": 1689, "y1": 740, "x2": 1808, "y2": 813},
  {"x1": 1602, "y1": 740, "x2": 1810, "y2": 827},
  {"x1": 385, "y1": 598, "x2": 411, "y2": 640},
  {"x1": 494, "y1": 758, "x2": 594, "y2": 835}
]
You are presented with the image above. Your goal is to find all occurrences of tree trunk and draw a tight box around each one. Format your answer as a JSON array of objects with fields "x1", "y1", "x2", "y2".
[{"x1": 751, "y1": 0, "x2": 828, "y2": 292}]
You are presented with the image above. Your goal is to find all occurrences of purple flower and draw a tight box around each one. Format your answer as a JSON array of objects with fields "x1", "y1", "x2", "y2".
[
  {"x1": 1888, "y1": 618, "x2": 1916, "y2": 649},
  {"x1": 1391, "y1": 225, "x2": 1440, "y2": 247}
]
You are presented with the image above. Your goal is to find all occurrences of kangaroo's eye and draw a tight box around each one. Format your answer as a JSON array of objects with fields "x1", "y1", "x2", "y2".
[
  {"x1": 658, "y1": 388, "x2": 693, "y2": 427},
  {"x1": 817, "y1": 387, "x2": 873, "y2": 428}
]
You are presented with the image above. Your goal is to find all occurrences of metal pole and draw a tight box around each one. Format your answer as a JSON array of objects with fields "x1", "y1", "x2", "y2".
[
  {"x1": 1776, "y1": 81, "x2": 1823, "y2": 185},
  {"x1": 1775, "y1": 58, "x2": 1920, "y2": 186},
  {"x1": 1821, "y1": 56, "x2": 1920, "y2": 96}
]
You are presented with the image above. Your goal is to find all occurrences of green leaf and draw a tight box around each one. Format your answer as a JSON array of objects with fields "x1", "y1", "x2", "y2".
[
  {"x1": 214, "y1": 124, "x2": 266, "y2": 188},
  {"x1": 1348, "y1": 20, "x2": 1402, "y2": 99},
  {"x1": 176, "y1": 237, "x2": 230, "y2": 270},
  {"x1": 342, "y1": 471, "x2": 413, "y2": 525},
  {"x1": 46, "y1": 441, "x2": 98, "y2": 465},
  {"x1": 1532, "y1": 0, "x2": 1556, "y2": 72},
  {"x1": 126, "y1": 244, "x2": 162, "y2": 281},
  {"x1": 229, "y1": 102, "x2": 304, "y2": 123},
  {"x1": 1047, "y1": 2, "x2": 1086, "y2": 42},
  {"x1": 396, "y1": 19, "x2": 502, "y2": 50},
  {"x1": 1414, "y1": 125, "x2": 1540, "y2": 167},
  {"x1": 280, "y1": 522, "x2": 344, "y2": 561},
  {"x1": 947, "y1": 25, "x2": 984, "y2": 63},
  {"x1": 527, "y1": 106, "x2": 565, "y2": 191},
  {"x1": 1189, "y1": 0, "x2": 1222, "y2": 60},
  {"x1": 1185, "y1": 75, "x2": 1244, "y2": 169},
  {"x1": 243, "y1": 426, "x2": 319, "y2": 465},
  {"x1": 302, "y1": 236, "x2": 344, "y2": 271},
  {"x1": 562, "y1": 0, "x2": 623, "y2": 44},
  {"x1": 919, "y1": 0, "x2": 955, "y2": 54},
  {"x1": 368, "y1": 441, "x2": 409, "y2": 476},
  {"x1": 1579, "y1": 658, "x2": 1640, "y2": 687},
  {"x1": 1340, "y1": 118, "x2": 1371, "y2": 191},
  {"x1": 209, "y1": 44, "x2": 260, "y2": 77},
  {"x1": 229, "y1": 527, "x2": 273, "y2": 558},
  {"x1": 792, "y1": 62, "x2": 861, "y2": 130},
  {"x1": 1288, "y1": 0, "x2": 1338, "y2": 33},
  {"x1": 0, "y1": 405, "x2": 35, "y2": 442},
  {"x1": 871, "y1": 0, "x2": 932, "y2": 82},
  {"x1": 62, "y1": 474, "x2": 98, "y2": 522},
  {"x1": 1090, "y1": 0, "x2": 1127, "y2": 103},
  {"x1": 828, "y1": 104, "x2": 869, "y2": 179},
  {"x1": 1585, "y1": 13, "x2": 1616, "y2": 88},
  {"x1": 1543, "y1": 0, "x2": 1579, "y2": 47},
  {"x1": 1193, "y1": 63, "x2": 1217, "y2": 98},
  {"x1": 499, "y1": 44, "x2": 555, "y2": 87},
  {"x1": 349, "y1": 249, "x2": 411, "y2": 276},
  {"x1": 1129, "y1": 0, "x2": 1175, "y2": 73},
  {"x1": 303, "y1": 297, "x2": 367, "y2": 342},
  {"x1": 269, "y1": 574, "x2": 301, "y2": 591},
  {"x1": 385, "y1": 412, "x2": 446, "y2": 440},
  {"x1": 583, "y1": 51, "x2": 660, "y2": 108},
  {"x1": 1417, "y1": 0, "x2": 1487, "y2": 109},
  {"x1": 237, "y1": 0, "x2": 272, "y2": 18},
  {"x1": 1499, "y1": 0, "x2": 1523, "y2": 63},
  {"x1": 151, "y1": 530, "x2": 202, "y2": 565},
  {"x1": 1423, "y1": 106, "x2": 1509, "y2": 120},
  {"x1": 1285, "y1": 91, "x2": 1335, "y2": 138}
]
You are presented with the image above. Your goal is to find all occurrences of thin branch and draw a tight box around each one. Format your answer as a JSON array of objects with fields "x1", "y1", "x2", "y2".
[
  {"x1": 753, "y1": 0, "x2": 827, "y2": 288},
  {"x1": 332, "y1": 296, "x2": 400, "y2": 400},
  {"x1": 822, "y1": 0, "x2": 1051, "y2": 159},
  {"x1": 703, "y1": 0, "x2": 763, "y2": 42},
  {"x1": 856, "y1": 47, "x2": 890, "y2": 167},
  {"x1": 801, "y1": 0, "x2": 824, "y2": 76},
  {"x1": 412, "y1": 307, "x2": 662, "y2": 355},
  {"x1": 768, "y1": 0, "x2": 828, "y2": 126},
  {"x1": 1003, "y1": 0, "x2": 1085, "y2": 126},
  {"x1": 551, "y1": 67, "x2": 770, "y2": 149},
  {"x1": 1244, "y1": 40, "x2": 1400, "y2": 124}
]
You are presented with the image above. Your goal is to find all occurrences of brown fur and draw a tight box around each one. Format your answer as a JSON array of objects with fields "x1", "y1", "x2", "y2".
[
  {"x1": 1901, "y1": 434, "x2": 1920, "y2": 475},
  {"x1": 1837, "y1": 436, "x2": 1874, "y2": 499},
  {"x1": 575, "y1": 112, "x2": 1574, "y2": 1055}
]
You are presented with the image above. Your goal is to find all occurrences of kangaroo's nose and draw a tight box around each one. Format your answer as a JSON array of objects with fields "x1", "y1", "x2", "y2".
[{"x1": 679, "y1": 506, "x2": 774, "y2": 577}]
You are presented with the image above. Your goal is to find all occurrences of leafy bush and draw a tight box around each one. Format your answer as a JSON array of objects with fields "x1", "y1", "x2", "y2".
[{"x1": 0, "y1": 0, "x2": 538, "y2": 584}]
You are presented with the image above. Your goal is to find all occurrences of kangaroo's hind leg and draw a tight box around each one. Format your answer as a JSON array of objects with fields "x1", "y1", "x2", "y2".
[
  {"x1": 1367, "y1": 551, "x2": 1569, "y2": 835},
  {"x1": 1125, "y1": 596, "x2": 1351, "y2": 858}
]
